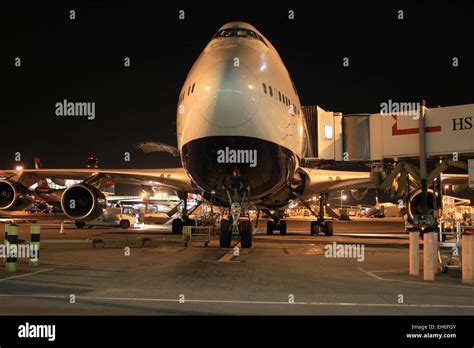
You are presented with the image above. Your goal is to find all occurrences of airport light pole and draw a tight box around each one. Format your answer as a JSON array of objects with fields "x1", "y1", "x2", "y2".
[{"x1": 419, "y1": 99, "x2": 428, "y2": 218}]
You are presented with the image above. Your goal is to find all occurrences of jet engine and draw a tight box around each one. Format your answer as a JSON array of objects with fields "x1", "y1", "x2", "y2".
[
  {"x1": 0, "y1": 179, "x2": 34, "y2": 210},
  {"x1": 406, "y1": 188, "x2": 438, "y2": 224},
  {"x1": 60, "y1": 184, "x2": 106, "y2": 221}
]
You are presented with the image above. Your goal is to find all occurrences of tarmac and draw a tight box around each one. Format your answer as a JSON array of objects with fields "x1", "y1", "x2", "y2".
[{"x1": 0, "y1": 216, "x2": 472, "y2": 315}]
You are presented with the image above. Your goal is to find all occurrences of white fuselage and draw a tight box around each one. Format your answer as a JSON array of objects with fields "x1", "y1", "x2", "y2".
[
  {"x1": 176, "y1": 22, "x2": 309, "y2": 206},
  {"x1": 177, "y1": 22, "x2": 307, "y2": 157}
]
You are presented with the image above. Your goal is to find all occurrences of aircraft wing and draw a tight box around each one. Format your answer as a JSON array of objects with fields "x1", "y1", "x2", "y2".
[
  {"x1": 298, "y1": 167, "x2": 374, "y2": 200},
  {"x1": 440, "y1": 173, "x2": 469, "y2": 185},
  {"x1": 299, "y1": 167, "x2": 469, "y2": 200},
  {"x1": 0, "y1": 168, "x2": 195, "y2": 192}
]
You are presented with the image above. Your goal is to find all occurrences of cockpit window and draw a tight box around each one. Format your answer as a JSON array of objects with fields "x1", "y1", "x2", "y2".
[
  {"x1": 235, "y1": 28, "x2": 257, "y2": 39},
  {"x1": 214, "y1": 28, "x2": 235, "y2": 38},
  {"x1": 214, "y1": 28, "x2": 267, "y2": 47}
]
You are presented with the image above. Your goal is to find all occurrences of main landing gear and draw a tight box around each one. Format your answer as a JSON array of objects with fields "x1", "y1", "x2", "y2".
[
  {"x1": 265, "y1": 211, "x2": 287, "y2": 235},
  {"x1": 171, "y1": 192, "x2": 196, "y2": 234},
  {"x1": 171, "y1": 217, "x2": 196, "y2": 234},
  {"x1": 310, "y1": 220, "x2": 334, "y2": 236},
  {"x1": 304, "y1": 193, "x2": 334, "y2": 236}
]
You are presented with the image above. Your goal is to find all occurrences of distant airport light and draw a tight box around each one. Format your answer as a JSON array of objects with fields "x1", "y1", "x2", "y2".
[
  {"x1": 15, "y1": 165, "x2": 24, "y2": 171},
  {"x1": 86, "y1": 156, "x2": 99, "y2": 169}
]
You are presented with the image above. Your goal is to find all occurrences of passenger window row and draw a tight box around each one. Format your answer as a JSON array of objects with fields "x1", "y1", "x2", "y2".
[
  {"x1": 262, "y1": 83, "x2": 299, "y2": 116},
  {"x1": 179, "y1": 82, "x2": 196, "y2": 104}
]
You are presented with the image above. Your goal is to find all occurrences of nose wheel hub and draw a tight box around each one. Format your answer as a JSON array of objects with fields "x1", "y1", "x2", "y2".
[{"x1": 230, "y1": 202, "x2": 242, "y2": 231}]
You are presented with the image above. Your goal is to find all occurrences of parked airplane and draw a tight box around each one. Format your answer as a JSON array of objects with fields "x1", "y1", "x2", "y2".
[{"x1": 0, "y1": 22, "x2": 462, "y2": 248}]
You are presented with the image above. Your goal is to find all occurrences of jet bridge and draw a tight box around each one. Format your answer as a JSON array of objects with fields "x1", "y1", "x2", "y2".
[
  {"x1": 302, "y1": 102, "x2": 474, "y2": 232},
  {"x1": 303, "y1": 103, "x2": 474, "y2": 163}
]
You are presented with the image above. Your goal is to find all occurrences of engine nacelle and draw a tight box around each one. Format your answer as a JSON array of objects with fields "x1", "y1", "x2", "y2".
[
  {"x1": 406, "y1": 189, "x2": 438, "y2": 225},
  {"x1": 0, "y1": 179, "x2": 34, "y2": 210},
  {"x1": 60, "y1": 184, "x2": 106, "y2": 221}
]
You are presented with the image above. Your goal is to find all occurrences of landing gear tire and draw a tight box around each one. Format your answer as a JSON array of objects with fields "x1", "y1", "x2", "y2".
[
  {"x1": 172, "y1": 218, "x2": 183, "y2": 234},
  {"x1": 75, "y1": 221, "x2": 85, "y2": 229},
  {"x1": 266, "y1": 220, "x2": 274, "y2": 235},
  {"x1": 240, "y1": 220, "x2": 252, "y2": 248},
  {"x1": 310, "y1": 221, "x2": 319, "y2": 236},
  {"x1": 119, "y1": 219, "x2": 130, "y2": 229},
  {"x1": 279, "y1": 220, "x2": 287, "y2": 236},
  {"x1": 321, "y1": 221, "x2": 334, "y2": 236},
  {"x1": 219, "y1": 219, "x2": 232, "y2": 248}
]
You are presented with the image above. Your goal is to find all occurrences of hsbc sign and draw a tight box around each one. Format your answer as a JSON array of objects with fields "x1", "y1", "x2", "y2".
[{"x1": 452, "y1": 117, "x2": 473, "y2": 131}]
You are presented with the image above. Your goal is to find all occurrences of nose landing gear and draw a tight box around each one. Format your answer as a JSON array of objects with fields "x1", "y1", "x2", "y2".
[
  {"x1": 219, "y1": 176, "x2": 253, "y2": 248},
  {"x1": 219, "y1": 202, "x2": 253, "y2": 248}
]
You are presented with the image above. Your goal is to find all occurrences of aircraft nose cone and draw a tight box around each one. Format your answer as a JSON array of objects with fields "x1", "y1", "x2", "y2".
[{"x1": 197, "y1": 61, "x2": 260, "y2": 128}]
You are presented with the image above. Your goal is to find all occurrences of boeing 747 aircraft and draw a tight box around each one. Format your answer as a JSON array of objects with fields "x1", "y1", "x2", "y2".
[{"x1": 1, "y1": 22, "x2": 450, "y2": 248}]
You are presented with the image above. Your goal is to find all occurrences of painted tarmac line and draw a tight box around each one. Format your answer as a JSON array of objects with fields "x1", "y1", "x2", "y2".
[
  {"x1": 358, "y1": 267, "x2": 474, "y2": 289},
  {"x1": 0, "y1": 268, "x2": 54, "y2": 282},
  {"x1": 337, "y1": 233, "x2": 408, "y2": 238},
  {"x1": 218, "y1": 242, "x2": 241, "y2": 262},
  {"x1": 0, "y1": 293, "x2": 472, "y2": 309}
]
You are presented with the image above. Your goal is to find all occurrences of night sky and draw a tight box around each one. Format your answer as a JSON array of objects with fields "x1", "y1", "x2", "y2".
[{"x1": 1, "y1": 2, "x2": 473, "y2": 173}]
